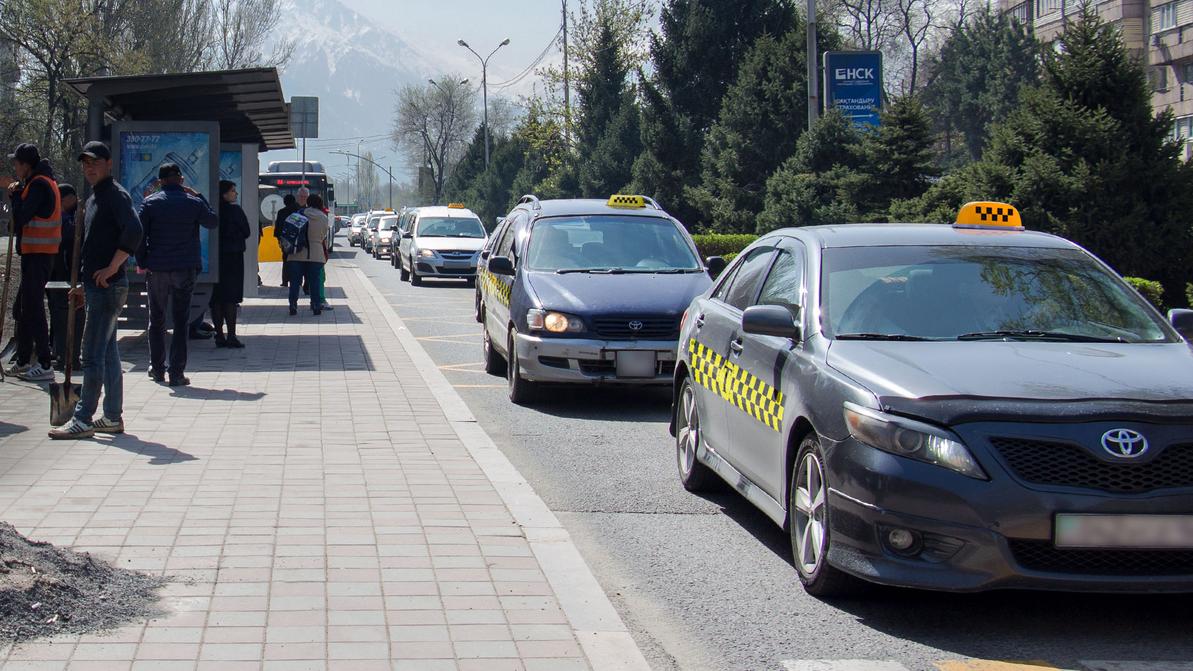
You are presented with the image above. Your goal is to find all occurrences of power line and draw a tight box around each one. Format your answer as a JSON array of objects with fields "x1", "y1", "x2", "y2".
[{"x1": 490, "y1": 26, "x2": 563, "y2": 91}]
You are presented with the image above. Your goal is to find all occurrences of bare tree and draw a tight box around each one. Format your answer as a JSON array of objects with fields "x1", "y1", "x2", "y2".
[
  {"x1": 894, "y1": 0, "x2": 934, "y2": 94},
  {"x1": 392, "y1": 78, "x2": 478, "y2": 205},
  {"x1": 210, "y1": 0, "x2": 294, "y2": 69},
  {"x1": 354, "y1": 151, "x2": 381, "y2": 210}
]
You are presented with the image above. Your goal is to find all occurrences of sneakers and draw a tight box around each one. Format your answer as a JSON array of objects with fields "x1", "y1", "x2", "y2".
[
  {"x1": 226, "y1": 336, "x2": 245, "y2": 349},
  {"x1": 4, "y1": 362, "x2": 30, "y2": 377},
  {"x1": 19, "y1": 364, "x2": 54, "y2": 382},
  {"x1": 148, "y1": 368, "x2": 165, "y2": 382},
  {"x1": 48, "y1": 417, "x2": 95, "y2": 440},
  {"x1": 93, "y1": 417, "x2": 124, "y2": 434}
]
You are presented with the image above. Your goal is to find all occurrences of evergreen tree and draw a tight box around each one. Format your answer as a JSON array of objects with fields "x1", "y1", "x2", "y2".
[
  {"x1": 574, "y1": 10, "x2": 642, "y2": 197},
  {"x1": 633, "y1": 0, "x2": 796, "y2": 227},
  {"x1": 921, "y1": 5, "x2": 1039, "y2": 162},
  {"x1": 443, "y1": 126, "x2": 488, "y2": 200},
  {"x1": 860, "y1": 96, "x2": 938, "y2": 219}
]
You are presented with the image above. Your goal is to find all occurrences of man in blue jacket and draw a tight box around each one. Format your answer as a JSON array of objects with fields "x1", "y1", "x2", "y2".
[{"x1": 136, "y1": 163, "x2": 217, "y2": 387}]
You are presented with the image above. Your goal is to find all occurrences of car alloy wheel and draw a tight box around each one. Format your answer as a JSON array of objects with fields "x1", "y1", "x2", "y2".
[
  {"x1": 675, "y1": 378, "x2": 716, "y2": 491},
  {"x1": 793, "y1": 450, "x2": 828, "y2": 576}
]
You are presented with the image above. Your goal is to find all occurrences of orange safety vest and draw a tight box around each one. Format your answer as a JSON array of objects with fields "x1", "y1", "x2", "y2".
[{"x1": 18, "y1": 174, "x2": 62, "y2": 255}]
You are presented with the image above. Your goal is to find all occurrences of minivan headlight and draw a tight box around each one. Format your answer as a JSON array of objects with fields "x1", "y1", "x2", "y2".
[
  {"x1": 527, "y1": 309, "x2": 584, "y2": 333},
  {"x1": 843, "y1": 402, "x2": 987, "y2": 479}
]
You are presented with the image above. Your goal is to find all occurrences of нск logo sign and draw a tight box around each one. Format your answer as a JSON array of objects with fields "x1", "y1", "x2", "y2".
[{"x1": 835, "y1": 68, "x2": 875, "y2": 80}]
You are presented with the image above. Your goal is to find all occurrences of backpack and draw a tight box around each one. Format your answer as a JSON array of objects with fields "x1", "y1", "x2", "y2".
[{"x1": 278, "y1": 209, "x2": 310, "y2": 255}]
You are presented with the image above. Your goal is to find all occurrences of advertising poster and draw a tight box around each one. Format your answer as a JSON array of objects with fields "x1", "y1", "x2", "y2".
[
  {"x1": 118, "y1": 130, "x2": 215, "y2": 274},
  {"x1": 823, "y1": 51, "x2": 884, "y2": 128},
  {"x1": 220, "y1": 148, "x2": 243, "y2": 188}
]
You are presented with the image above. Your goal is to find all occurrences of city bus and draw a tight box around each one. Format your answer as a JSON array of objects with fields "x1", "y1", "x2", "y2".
[{"x1": 258, "y1": 160, "x2": 336, "y2": 224}]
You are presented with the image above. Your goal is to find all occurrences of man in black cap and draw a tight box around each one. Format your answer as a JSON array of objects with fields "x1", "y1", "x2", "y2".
[
  {"x1": 48, "y1": 182, "x2": 83, "y2": 370},
  {"x1": 1, "y1": 142, "x2": 62, "y2": 382},
  {"x1": 135, "y1": 162, "x2": 217, "y2": 387},
  {"x1": 50, "y1": 141, "x2": 142, "y2": 439}
]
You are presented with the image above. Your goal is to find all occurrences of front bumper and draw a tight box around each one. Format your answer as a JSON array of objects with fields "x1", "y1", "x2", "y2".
[
  {"x1": 513, "y1": 332, "x2": 676, "y2": 385},
  {"x1": 415, "y1": 260, "x2": 478, "y2": 278},
  {"x1": 823, "y1": 436, "x2": 1193, "y2": 592}
]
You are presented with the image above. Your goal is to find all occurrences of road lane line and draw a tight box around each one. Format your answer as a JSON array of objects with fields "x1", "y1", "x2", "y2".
[
  {"x1": 782, "y1": 661, "x2": 911, "y2": 671},
  {"x1": 935, "y1": 662, "x2": 1066, "y2": 671},
  {"x1": 1081, "y1": 663, "x2": 1193, "y2": 671},
  {"x1": 356, "y1": 267, "x2": 652, "y2": 671}
]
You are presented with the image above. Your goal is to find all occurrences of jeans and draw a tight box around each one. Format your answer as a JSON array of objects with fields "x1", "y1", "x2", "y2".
[
  {"x1": 15, "y1": 253, "x2": 52, "y2": 365},
  {"x1": 75, "y1": 279, "x2": 128, "y2": 424},
  {"x1": 288, "y1": 261, "x2": 322, "y2": 311},
  {"x1": 147, "y1": 269, "x2": 196, "y2": 377}
]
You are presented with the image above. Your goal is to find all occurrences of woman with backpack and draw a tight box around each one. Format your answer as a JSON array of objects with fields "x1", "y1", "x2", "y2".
[
  {"x1": 211, "y1": 180, "x2": 251, "y2": 347},
  {"x1": 286, "y1": 194, "x2": 330, "y2": 316}
]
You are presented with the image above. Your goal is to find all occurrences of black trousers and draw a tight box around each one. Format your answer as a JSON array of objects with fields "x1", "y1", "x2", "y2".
[
  {"x1": 15, "y1": 253, "x2": 52, "y2": 366},
  {"x1": 147, "y1": 269, "x2": 196, "y2": 377}
]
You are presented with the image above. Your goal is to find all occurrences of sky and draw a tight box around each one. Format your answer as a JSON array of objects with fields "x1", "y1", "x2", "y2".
[{"x1": 340, "y1": 0, "x2": 568, "y2": 85}]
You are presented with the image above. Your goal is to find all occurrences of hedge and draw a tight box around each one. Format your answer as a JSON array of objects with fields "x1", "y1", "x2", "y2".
[
  {"x1": 1124, "y1": 277, "x2": 1164, "y2": 310},
  {"x1": 692, "y1": 234, "x2": 758, "y2": 259}
]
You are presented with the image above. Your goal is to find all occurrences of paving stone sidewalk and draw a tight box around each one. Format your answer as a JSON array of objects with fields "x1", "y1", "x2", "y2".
[{"x1": 0, "y1": 262, "x2": 642, "y2": 670}]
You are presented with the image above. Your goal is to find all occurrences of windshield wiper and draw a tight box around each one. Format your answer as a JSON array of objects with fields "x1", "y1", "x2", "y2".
[
  {"x1": 956, "y1": 330, "x2": 1125, "y2": 343},
  {"x1": 836, "y1": 333, "x2": 932, "y2": 341},
  {"x1": 555, "y1": 268, "x2": 627, "y2": 274}
]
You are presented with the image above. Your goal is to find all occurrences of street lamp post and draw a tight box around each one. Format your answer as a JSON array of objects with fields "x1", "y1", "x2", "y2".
[
  {"x1": 457, "y1": 38, "x2": 510, "y2": 170},
  {"x1": 332, "y1": 150, "x2": 395, "y2": 212}
]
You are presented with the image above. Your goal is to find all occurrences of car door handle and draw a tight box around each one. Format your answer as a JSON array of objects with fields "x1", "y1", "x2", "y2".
[
  {"x1": 729, "y1": 338, "x2": 744, "y2": 355},
  {"x1": 694, "y1": 314, "x2": 705, "y2": 329}
]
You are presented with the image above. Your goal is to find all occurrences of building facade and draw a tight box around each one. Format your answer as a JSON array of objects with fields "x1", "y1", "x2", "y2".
[{"x1": 1000, "y1": 0, "x2": 1193, "y2": 158}]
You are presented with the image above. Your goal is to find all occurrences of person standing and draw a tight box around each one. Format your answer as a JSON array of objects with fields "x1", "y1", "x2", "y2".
[
  {"x1": 48, "y1": 183, "x2": 83, "y2": 370},
  {"x1": 287, "y1": 194, "x2": 329, "y2": 316},
  {"x1": 211, "y1": 180, "x2": 250, "y2": 348},
  {"x1": 49, "y1": 142, "x2": 142, "y2": 440},
  {"x1": 273, "y1": 193, "x2": 298, "y2": 287},
  {"x1": 136, "y1": 163, "x2": 217, "y2": 387},
  {"x1": 4, "y1": 143, "x2": 61, "y2": 382}
]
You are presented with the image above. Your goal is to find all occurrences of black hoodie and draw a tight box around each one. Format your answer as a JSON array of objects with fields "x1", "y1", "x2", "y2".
[{"x1": 10, "y1": 159, "x2": 57, "y2": 255}]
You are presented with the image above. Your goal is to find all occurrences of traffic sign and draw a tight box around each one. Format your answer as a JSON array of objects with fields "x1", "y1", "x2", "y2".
[{"x1": 290, "y1": 96, "x2": 319, "y2": 139}]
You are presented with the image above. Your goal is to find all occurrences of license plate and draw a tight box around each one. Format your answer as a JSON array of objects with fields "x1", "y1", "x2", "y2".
[
  {"x1": 1054, "y1": 514, "x2": 1193, "y2": 549},
  {"x1": 443, "y1": 260, "x2": 468, "y2": 268},
  {"x1": 615, "y1": 351, "x2": 657, "y2": 378}
]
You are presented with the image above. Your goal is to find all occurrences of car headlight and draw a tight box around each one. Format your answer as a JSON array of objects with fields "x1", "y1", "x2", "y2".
[
  {"x1": 419, "y1": 249, "x2": 436, "y2": 258},
  {"x1": 527, "y1": 309, "x2": 584, "y2": 333},
  {"x1": 843, "y1": 402, "x2": 987, "y2": 479}
]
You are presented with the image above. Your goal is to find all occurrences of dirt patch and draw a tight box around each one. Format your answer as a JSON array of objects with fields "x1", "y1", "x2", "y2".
[{"x1": 0, "y1": 522, "x2": 165, "y2": 643}]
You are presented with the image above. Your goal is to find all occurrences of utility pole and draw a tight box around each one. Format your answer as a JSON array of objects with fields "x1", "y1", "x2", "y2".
[
  {"x1": 806, "y1": 0, "x2": 819, "y2": 130},
  {"x1": 458, "y1": 39, "x2": 511, "y2": 170},
  {"x1": 562, "y1": 0, "x2": 570, "y2": 144},
  {"x1": 332, "y1": 150, "x2": 394, "y2": 213}
]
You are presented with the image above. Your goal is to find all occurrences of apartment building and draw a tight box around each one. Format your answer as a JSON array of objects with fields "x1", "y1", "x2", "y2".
[{"x1": 1000, "y1": 0, "x2": 1193, "y2": 158}]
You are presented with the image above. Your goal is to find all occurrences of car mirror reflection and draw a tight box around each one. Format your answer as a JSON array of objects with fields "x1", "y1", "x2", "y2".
[
  {"x1": 489, "y1": 256, "x2": 515, "y2": 276},
  {"x1": 706, "y1": 256, "x2": 727, "y2": 279},
  {"x1": 1168, "y1": 308, "x2": 1193, "y2": 341},
  {"x1": 742, "y1": 304, "x2": 800, "y2": 341}
]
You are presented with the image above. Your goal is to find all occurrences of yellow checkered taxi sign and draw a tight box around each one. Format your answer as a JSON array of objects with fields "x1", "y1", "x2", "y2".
[
  {"x1": 954, "y1": 201, "x2": 1023, "y2": 230},
  {"x1": 689, "y1": 339, "x2": 785, "y2": 432},
  {"x1": 607, "y1": 194, "x2": 647, "y2": 209}
]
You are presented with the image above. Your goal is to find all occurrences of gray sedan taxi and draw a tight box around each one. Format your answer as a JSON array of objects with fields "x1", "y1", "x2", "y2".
[{"x1": 672, "y1": 202, "x2": 1193, "y2": 596}]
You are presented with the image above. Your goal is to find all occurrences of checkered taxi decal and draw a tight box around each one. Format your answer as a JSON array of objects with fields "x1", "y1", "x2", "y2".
[
  {"x1": 482, "y1": 269, "x2": 511, "y2": 307},
  {"x1": 689, "y1": 339, "x2": 785, "y2": 432}
]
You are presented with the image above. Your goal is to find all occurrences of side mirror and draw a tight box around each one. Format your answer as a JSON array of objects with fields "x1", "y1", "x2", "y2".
[
  {"x1": 742, "y1": 304, "x2": 800, "y2": 341},
  {"x1": 402, "y1": 231, "x2": 413, "y2": 239},
  {"x1": 706, "y1": 256, "x2": 727, "y2": 279},
  {"x1": 1169, "y1": 309, "x2": 1193, "y2": 341},
  {"x1": 488, "y1": 256, "x2": 515, "y2": 276},
  {"x1": 480, "y1": 249, "x2": 492, "y2": 260}
]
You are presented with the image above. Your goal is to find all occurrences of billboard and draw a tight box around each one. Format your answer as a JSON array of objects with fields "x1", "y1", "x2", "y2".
[
  {"x1": 113, "y1": 121, "x2": 221, "y2": 282},
  {"x1": 823, "y1": 51, "x2": 883, "y2": 128}
]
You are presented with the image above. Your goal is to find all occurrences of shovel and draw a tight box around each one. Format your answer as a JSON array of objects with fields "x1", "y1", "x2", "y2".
[
  {"x1": 0, "y1": 210, "x2": 15, "y2": 381},
  {"x1": 49, "y1": 215, "x2": 84, "y2": 425}
]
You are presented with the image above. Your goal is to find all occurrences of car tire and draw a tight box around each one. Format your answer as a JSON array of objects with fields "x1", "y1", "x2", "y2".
[
  {"x1": 410, "y1": 261, "x2": 422, "y2": 286},
  {"x1": 506, "y1": 330, "x2": 538, "y2": 405},
  {"x1": 482, "y1": 320, "x2": 506, "y2": 376},
  {"x1": 790, "y1": 434, "x2": 856, "y2": 598},
  {"x1": 399, "y1": 257, "x2": 410, "y2": 281},
  {"x1": 675, "y1": 377, "x2": 718, "y2": 492}
]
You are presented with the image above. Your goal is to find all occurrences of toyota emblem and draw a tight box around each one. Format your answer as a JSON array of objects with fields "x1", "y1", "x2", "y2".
[
  {"x1": 628, "y1": 320, "x2": 644, "y2": 332},
  {"x1": 1100, "y1": 429, "x2": 1149, "y2": 458}
]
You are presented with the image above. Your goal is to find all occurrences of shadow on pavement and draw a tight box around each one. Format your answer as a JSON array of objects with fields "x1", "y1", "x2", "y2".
[
  {"x1": 256, "y1": 284, "x2": 348, "y2": 300},
  {"x1": 181, "y1": 334, "x2": 376, "y2": 373},
  {"x1": 0, "y1": 422, "x2": 28, "y2": 439},
  {"x1": 235, "y1": 304, "x2": 364, "y2": 324},
  {"x1": 526, "y1": 385, "x2": 672, "y2": 422},
  {"x1": 698, "y1": 486, "x2": 795, "y2": 566},
  {"x1": 101, "y1": 433, "x2": 198, "y2": 466},
  {"x1": 168, "y1": 387, "x2": 266, "y2": 402}
]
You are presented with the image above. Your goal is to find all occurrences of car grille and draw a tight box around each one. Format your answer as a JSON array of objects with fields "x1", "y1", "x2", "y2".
[
  {"x1": 438, "y1": 251, "x2": 474, "y2": 261},
  {"x1": 591, "y1": 316, "x2": 679, "y2": 340},
  {"x1": 989, "y1": 437, "x2": 1193, "y2": 493},
  {"x1": 1009, "y1": 540, "x2": 1193, "y2": 576}
]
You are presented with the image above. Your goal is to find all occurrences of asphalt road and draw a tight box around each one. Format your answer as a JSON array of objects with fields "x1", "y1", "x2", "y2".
[{"x1": 338, "y1": 236, "x2": 1193, "y2": 671}]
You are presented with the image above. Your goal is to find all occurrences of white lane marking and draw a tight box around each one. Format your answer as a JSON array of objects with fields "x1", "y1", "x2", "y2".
[
  {"x1": 782, "y1": 661, "x2": 911, "y2": 671},
  {"x1": 1082, "y1": 663, "x2": 1193, "y2": 671}
]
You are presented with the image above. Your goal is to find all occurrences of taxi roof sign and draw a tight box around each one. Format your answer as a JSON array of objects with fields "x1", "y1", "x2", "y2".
[
  {"x1": 607, "y1": 194, "x2": 647, "y2": 209},
  {"x1": 447, "y1": 202, "x2": 466, "y2": 209},
  {"x1": 954, "y1": 201, "x2": 1023, "y2": 230}
]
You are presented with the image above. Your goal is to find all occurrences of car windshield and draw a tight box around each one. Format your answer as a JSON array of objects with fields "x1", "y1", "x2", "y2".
[
  {"x1": 526, "y1": 216, "x2": 700, "y2": 273},
  {"x1": 379, "y1": 217, "x2": 398, "y2": 231},
  {"x1": 418, "y1": 217, "x2": 485, "y2": 238},
  {"x1": 822, "y1": 245, "x2": 1174, "y2": 343}
]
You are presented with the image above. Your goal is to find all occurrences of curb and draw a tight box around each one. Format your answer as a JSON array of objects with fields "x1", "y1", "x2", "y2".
[{"x1": 355, "y1": 267, "x2": 653, "y2": 671}]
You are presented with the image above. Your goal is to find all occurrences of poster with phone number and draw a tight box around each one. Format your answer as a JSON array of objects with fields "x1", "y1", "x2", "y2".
[{"x1": 119, "y1": 131, "x2": 213, "y2": 273}]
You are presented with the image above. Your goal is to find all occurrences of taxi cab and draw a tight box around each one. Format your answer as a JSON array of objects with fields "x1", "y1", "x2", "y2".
[
  {"x1": 347, "y1": 213, "x2": 368, "y2": 246},
  {"x1": 478, "y1": 194, "x2": 714, "y2": 405},
  {"x1": 397, "y1": 204, "x2": 487, "y2": 286},
  {"x1": 672, "y1": 202, "x2": 1193, "y2": 595}
]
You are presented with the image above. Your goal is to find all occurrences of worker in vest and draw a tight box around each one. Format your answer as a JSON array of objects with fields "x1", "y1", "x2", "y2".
[{"x1": 4, "y1": 143, "x2": 62, "y2": 381}]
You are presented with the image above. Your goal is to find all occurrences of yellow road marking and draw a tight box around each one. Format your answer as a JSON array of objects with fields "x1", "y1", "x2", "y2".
[{"x1": 935, "y1": 662, "x2": 1064, "y2": 671}]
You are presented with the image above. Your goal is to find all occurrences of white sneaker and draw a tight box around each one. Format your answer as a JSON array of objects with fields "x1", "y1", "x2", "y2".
[
  {"x1": 18, "y1": 364, "x2": 54, "y2": 382},
  {"x1": 48, "y1": 418, "x2": 95, "y2": 440},
  {"x1": 93, "y1": 417, "x2": 124, "y2": 434}
]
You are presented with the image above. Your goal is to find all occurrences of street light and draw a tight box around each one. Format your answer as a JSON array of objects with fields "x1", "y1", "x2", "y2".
[{"x1": 457, "y1": 38, "x2": 510, "y2": 170}]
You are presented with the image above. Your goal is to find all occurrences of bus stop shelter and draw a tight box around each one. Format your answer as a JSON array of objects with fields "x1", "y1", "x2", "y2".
[{"x1": 64, "y1": 68, "x2": 294, "y2": 329}]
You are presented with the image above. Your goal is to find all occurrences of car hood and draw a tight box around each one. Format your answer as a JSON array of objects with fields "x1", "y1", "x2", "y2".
[
  {"x1": 525, "y1": 271, "x2": 711, "y2": 315},
  {"x1": 828, "y1": 341, "x2": 1193, "y2": 419},
  {"x1": 415, "y1": 236, "x2": 485, "y2": 252}
]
